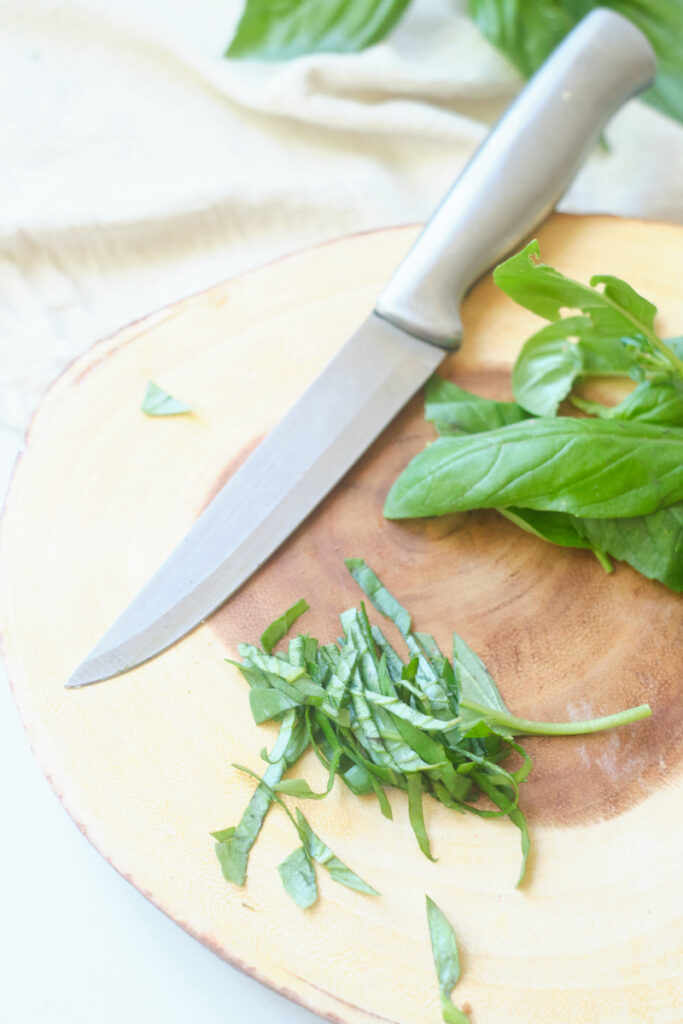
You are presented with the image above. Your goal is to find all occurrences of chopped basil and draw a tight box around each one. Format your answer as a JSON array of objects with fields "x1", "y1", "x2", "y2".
[
  {"x1": 141, "y1": 381, "x2": 192, "y2": 416},
  {"x1": 214, "y1": 561, "x2": 650, "y2": 892}
]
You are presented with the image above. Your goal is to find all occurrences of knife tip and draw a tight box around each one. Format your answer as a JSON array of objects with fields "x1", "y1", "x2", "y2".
[{"x1": 64, "y1": 666, "x2": 95, "y2": 688}]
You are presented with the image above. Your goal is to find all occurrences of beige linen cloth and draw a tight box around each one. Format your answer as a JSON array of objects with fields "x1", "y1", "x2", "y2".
[{"x1": 2, "y1": 0, "x2": 682, "y2": 432}]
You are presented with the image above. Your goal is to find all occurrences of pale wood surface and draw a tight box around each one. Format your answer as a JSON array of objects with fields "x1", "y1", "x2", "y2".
[{"x1": 1, "y1": 215, "x2": 681, "y2": 1024}]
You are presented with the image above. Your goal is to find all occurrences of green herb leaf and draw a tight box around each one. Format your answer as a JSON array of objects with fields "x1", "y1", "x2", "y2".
[
  {"x1": 574, "y1": 504, "x2": 683, "y2": 591},
  {"x1": 501, "y1": 504, "x2": 683, "y2": 591},
  {"x1": 425, "y1": 377, "x2": 530, "y2": 434},
  {"x1": 215, "y1": 758, "x2": 288, "y2": 886},
  {"x1": 261, "y1": 707, "x2": 298, "y2": 763},
  {"x1": 468, "y1": 1, "x2": 683, "y2": 126},
  {"x1": 210, "y1": 826, "x2": 236, "y2": 842},
  {"x1": 495, "y1": 242, "x2": 683, "y2": 382},
  {"x1": 344, "y1": 558, "x2": 412, "y2": 636},
  {"x1": 366, "y1": 686, "x2": 460, "y2": 733},
  {"x1": 510, "y1": 317, "x2": 589, "y2": 416},
  {"x1": 226, "y1": 0, "x2": 413, "y2": 60},
  {"x1": 499, "y1": 507, "x2": 609, "y2": 565},
  {"x1": 275, "y1": 777, "x2": 333, "y2": 800},
  {"x1": 470, "y1": 769, "x2": 530, "y2": 886},
  {"x1": 277, "y1": 845, "x2": 318, "y2": 908},
  {"x1": 260, "y1": 599, "x2": 309, "y2": 654},
  {"x1": 494, "y1": 240, "x2": 641, "y2": 328},
  {"x1": 572, "y1": 378, "x2": 683, "y2": 426},
  {"x1": 214, "y1": 717, "x2": 309, "y2": 885},
  {"x1": 385, "y1": 417, "x2": 683, "y2": 521},
  {"x1": 425, "y1": 896, "x2": 471, "y2": 1024},
  {"x1": 644, "y1": 67, "x2": 683, "y2": 123},
  {"x1": 249, "y1": 686, "x2": 301, "y2": 724},
  {"x1": 407, "y1": 774, "x2": 435, "y2": 861},
  {"x1": 141, "y1": 380, "x2": 192, "y2": 416},
  {"x1": 296, "y1": 810, "x2": 379, "y2": 895},
  {"x1": 452, "y1": 634, "x2": 513, "y2": 738}
]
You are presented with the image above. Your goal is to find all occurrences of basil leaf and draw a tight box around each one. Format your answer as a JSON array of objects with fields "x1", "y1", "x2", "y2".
[
  {"x1": 510, "y1": 319, "x2": 651, "y2": 417},
  {"x1": 210, "y1": 826, "x2": 236, "y2": 842},
  {"x1": 499, "y1": 506, "x2": 606, "y2": 556},
  {"x1": 296, "y1": 810, "x2": 379, "y2": 895},
  {"x1": 345, "y1": 609, "x2": 434, "y2": 774},
  {"x1": 468, "y1": 1, "x2": 683, "y2": 126},
  {"x1": 470, "y1": 769, "x2": 530, "y2": 887},
  {"x1": 215, "y1": 757, "x2": 288, "y2": 885},
  {"x1": 365, "y1": 690, "x2": 459, "y2": 733},
  {"x1": 277, "y1": 845, "x2": 318, "y2": 909},
  {"x1": 578, "y1": 333, "x2": 641, "y2": 376},
  {"x1": 262, "y1": 707, "x2": 298, "y2": 762},
  {"x1": 645, "y1": 68, "x2": 683, "y2": 123},
  {"x1": 344, "y1": 558, "x2": 412, "y2": 636},
  {"x1": 501, "y1": 505, "x2": 683, "y2": 591},
  {"x1": 274, "y1": 751, "x2": 342, "y2": 800},
  {"x1": 572, "y1": 378, "x2": 683, "y2": 426},
  {"x1": 425, "y1": 896, "x2": 471, "y2": 1024},
  {"x1": 452, "y1": 634, "x2": 514, "y2": 739},
  {"x1": 493, "y1": 240, "x2": 650, "y2": 332},
  {"x1": 141, "y1": 381, "x2": 191, "y2": 416},
  {"x1": 384, "y1": 418, "x2": 683, "y2": 520},
  {"x1": 260, "y1": 599, "x2": 309, "y2": 654},
  {"x1": 407, "y1": 774, "x2": 435, "y2": 861},
  {"x1": 576, "y1": 504, "x2": 683, "y2": 591},
  {"x1": 495, "y1": 242, "x2": 683, "y2": 381},
  {"x1": 214, "y1": 716, "x2": 310, "y2": 886},
  {"x1": 468, "y1": 0, "x2": 576, "y2": 78},
  {"x1": 425, "y1": 377, "x2": 530, "y2": 434},
  {"x1": 249, "y1": 686, "x2": 301, "y2": 724},
  {"x1": 226, "y1": 0, "x2": 412, "y2": 60},
  {"x1": 510, "y1": 318, "x2": 587, "y2": 416}
]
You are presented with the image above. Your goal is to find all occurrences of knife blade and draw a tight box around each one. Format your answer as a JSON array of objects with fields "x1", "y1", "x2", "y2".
[{"x1": 66, "y1": 9, "x2": 655, "y2": 688}]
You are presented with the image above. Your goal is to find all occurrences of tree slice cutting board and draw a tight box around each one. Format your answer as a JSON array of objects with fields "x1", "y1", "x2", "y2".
[{"x1": 1, "y1": 214, "x2": 681, "y2": 1024}]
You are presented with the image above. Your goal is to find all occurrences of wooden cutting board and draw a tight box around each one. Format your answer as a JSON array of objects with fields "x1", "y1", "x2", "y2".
[{"x1": 1, "y1": 214, "x2": 681, "y2": 1024}]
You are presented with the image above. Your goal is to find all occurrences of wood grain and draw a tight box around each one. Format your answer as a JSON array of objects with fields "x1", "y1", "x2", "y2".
[{"x1": 1, "y1": 215, "x2": 681, "y2": 1024}]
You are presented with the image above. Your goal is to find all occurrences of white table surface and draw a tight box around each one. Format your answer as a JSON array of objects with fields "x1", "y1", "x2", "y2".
[{"x1": 0, "y1": 423, "x2": 323, "y2": 1024}]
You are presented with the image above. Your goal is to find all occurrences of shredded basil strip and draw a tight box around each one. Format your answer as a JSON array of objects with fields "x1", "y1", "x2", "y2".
[
  {"x1": 141, "y1": 380, "x2": 192, "y2": 416},
  {"x1": 261, "y1": 598, "x2": 310, "y2": 654},
  {"x1": 426, "y1": 896, "x2": 471, "y2": 1024}
]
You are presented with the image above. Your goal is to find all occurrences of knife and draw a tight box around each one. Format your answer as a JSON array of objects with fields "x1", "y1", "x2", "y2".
[{"x1": 66, "y1": 9, "x2": 655, "y2": 688}]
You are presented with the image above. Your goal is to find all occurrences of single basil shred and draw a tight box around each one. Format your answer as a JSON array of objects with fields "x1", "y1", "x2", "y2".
[
  {"x1": 141, "y1": 380, "x2": 192, "y2": 416},
  {"x1": 426, "y1": 896, "x2": 471, "y2": 1024}
]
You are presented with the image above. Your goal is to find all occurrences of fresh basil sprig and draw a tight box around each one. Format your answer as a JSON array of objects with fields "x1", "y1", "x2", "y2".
[
  {"x1": 385, "y1": 249, "x2": 683, "y2": 593},
  {"x1": 494, "y1": 242, "x2": 683, "y2": 416},
  {"x1": 214, "y1": 560, "x2": 650, "y2": 900}
]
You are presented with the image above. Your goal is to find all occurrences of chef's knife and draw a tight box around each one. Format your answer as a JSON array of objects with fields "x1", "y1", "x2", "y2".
[{"x1": 66, "y1": 9, "x2": 655, "y2": 688}]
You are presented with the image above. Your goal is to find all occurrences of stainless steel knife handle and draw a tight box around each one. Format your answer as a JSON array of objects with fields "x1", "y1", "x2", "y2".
[{"x1": 375, "y1": 9, "x2": 656, "y2": 350}]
